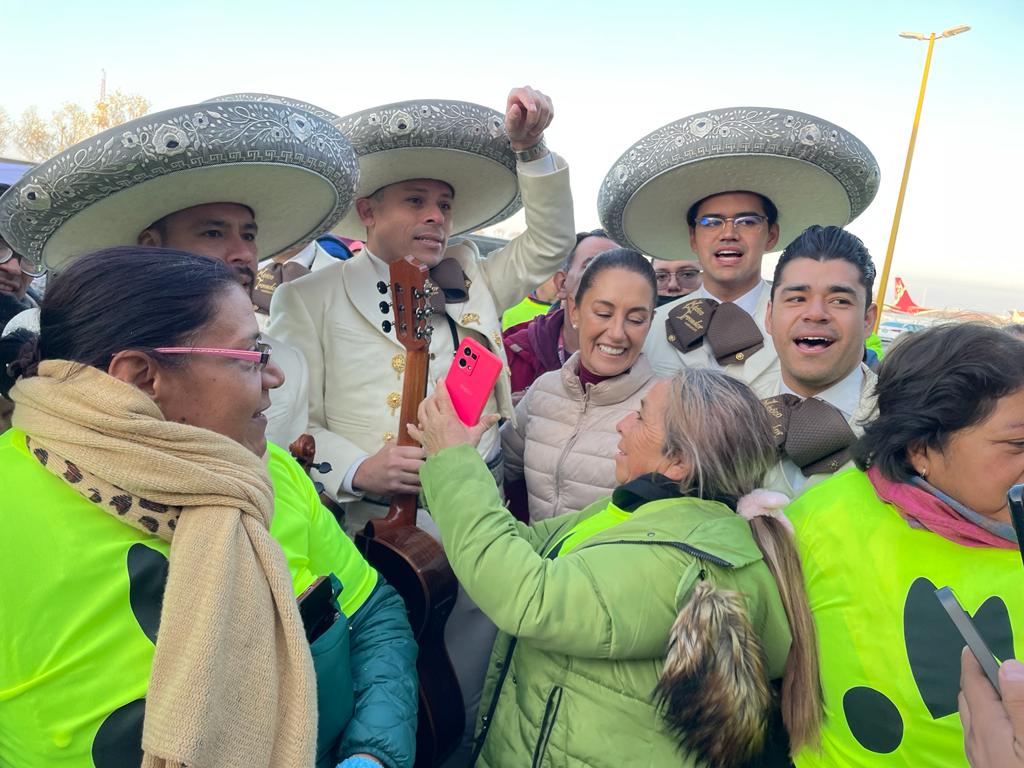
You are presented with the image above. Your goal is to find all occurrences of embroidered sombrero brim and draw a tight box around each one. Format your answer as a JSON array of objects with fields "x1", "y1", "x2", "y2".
[
  {"x1": 0, "y1": 96, "x2": 359, "y2": 274},
  {"x1": 331, "y1": 100, "x2": 522, "y2": 238},
  {"x1": 598, "y1": 107, "x2": 879, "y2": 261}
]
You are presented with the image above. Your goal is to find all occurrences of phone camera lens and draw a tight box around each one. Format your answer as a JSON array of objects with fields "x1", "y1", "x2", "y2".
[
  {"x1": 463, "y1": 346, "x2": 472, "y2": 356},
  {"x1": 458, "y1": 358, "x2": 468, "y2": 368}
]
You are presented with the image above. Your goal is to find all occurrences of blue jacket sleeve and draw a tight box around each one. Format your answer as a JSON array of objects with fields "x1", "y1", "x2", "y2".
[{"x1": 338, "y1": 577, "x2": 419, "y2": 768}]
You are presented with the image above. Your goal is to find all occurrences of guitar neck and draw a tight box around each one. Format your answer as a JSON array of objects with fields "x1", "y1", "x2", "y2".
[{"x1": 389, "y1": 346, "x2": 430, "y2": 526}]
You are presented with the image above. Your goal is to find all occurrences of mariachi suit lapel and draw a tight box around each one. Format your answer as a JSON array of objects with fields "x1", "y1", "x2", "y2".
[{"x1": 343, "y1": 251, "x2": 406, "y2": 353}]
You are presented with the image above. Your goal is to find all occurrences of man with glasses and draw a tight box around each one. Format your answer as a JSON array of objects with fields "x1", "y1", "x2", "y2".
[
  {"x1": 0, "y1": 193, "x2": 41, "y2": 306},
  {"x1": 597, "y1": 107, "x2": 880, "y2": 392},
  {"x1": 651, "y1": 258, "x2": 701, "y2": 306}
]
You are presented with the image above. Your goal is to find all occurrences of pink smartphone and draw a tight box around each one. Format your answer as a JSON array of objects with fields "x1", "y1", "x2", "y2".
[{"x1": 446, "y1": 337, "x2": 502, "y2": 426}]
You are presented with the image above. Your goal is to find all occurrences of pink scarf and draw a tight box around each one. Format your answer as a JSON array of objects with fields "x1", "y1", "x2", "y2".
[{"x1": 868, "y1": 466, "x2": 1018, "y2": 550}]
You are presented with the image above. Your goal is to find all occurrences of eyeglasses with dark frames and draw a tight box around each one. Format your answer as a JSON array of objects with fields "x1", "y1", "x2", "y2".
[
  {"x1": 0, "y1": 244, "x2": 47, "y2": 278},
  {"x1": 654, "y1": 268, "x2": 703, "y2": 284},
  {"x1": 152, "y1": 342, "x2": 273, "y2": 371},
  {"x1": 696, "y1": 214, "x2": 768, "y2": 230}
]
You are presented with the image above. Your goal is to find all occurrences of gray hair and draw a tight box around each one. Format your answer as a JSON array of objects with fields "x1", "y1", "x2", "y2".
[{"x1": 661, "y1": 369, "x2": 777, "y2": 507}]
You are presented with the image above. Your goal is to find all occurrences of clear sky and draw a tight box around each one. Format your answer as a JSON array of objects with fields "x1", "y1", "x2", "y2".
[{"x1": 3, "y1": 0, "x2": 1022, "y2": 311}]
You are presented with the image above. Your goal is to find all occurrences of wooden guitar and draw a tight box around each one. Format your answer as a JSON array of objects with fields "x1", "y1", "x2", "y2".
[{"x1": 354, "y1": 256, "x2": 465, "y2": 767}]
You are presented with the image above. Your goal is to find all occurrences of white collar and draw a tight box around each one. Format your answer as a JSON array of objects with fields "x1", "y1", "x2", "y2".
[
  {"x1": 780, "y1": 364, "x2": 865, "y2": 420},
  {"x1": 362, "y1": 246, "x2": 390, "y2": 279},
  {"x1": 691, "y1": 280, "x2": 766, "y2": 318}
]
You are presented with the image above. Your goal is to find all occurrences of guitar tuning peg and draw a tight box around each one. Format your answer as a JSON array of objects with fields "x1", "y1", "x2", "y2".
[
  {"x1": 382, "y1": 320, "x2": 393, "y2": 333},
  {"x1": 313, "y1": 461, "x2": 333, "y2": 474},
  {"x1": 379, "y1": 300, "x2": 392, "y2": 315},
  {"x1": 313, "y1": 481, "x2": 325, "y2": 494},
  {"x1": 376, "y1": 281, "x2": 389, "y2": 295}
]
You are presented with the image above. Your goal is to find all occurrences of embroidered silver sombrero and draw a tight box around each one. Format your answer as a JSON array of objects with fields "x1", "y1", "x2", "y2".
[
  {"x1": 331, "y1": 99, "x2": 523, "y2": 238},
  {"x1": 0, "y1": 96, "x2": 360, "y2": 273},
  {"x1": 598, "y1": 107, "x2": 880, "y2": 261}
]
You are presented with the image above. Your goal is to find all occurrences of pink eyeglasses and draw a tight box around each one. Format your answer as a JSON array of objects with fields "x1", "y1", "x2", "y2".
[{"x1": 153, "y1": 342, "x2": 272, "y2": 371}]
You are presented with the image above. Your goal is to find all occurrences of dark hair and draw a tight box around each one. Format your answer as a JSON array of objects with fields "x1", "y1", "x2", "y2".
[
  {"x1": 771, "y1": 225, "x2": 876, "y2": 307},
  {"x1": 574, "y1": 248, "x2": 657, "y2": 308},
  {"x1": 854, "y1": 322, "x2": 1024, "y2": 481},
  {"x1": 0, "y1": 246, "x2": 239, "y2": 397},
  {"x1": 562, "y1": 228, "x2": 613, "y2": 272},
  {"x1": 686, "y1": 191, "x2": 779, "y2": 228}
]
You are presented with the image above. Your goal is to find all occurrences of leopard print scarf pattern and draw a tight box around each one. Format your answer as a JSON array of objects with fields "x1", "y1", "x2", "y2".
[{"x1": 26, "y1": 434, "x2": 182, "y2": 539}]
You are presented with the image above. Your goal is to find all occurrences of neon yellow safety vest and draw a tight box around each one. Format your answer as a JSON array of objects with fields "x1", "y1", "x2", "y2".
[
  {"x1": 0, "y1": 429, "x2": 375, "y2": 768},
  {"x1": 789, "y1": 469, "x2": 1021, "y2": 767}
]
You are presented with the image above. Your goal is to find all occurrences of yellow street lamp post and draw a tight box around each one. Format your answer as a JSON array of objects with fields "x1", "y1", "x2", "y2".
[{"x1": 873, "y1": 24, "x2": 971, "y2": 333}]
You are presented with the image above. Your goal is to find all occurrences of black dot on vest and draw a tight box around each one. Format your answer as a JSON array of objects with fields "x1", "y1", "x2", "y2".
[
  {"x1": 126, "y1": 543, "x2": 168, "y2": 644},
  {"x1": 843, "y1": 686, "x2": 903, "y2": 753},
  {"x1": 91, "y1": 697, "x2": 144, "y2": 768}
]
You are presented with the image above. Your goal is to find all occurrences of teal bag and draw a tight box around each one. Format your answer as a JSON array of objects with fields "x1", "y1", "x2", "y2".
[{"x1": 310, "y1": 574, "x2": 355, "y2": 767}]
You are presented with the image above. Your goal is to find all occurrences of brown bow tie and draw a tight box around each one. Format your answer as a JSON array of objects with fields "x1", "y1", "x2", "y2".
[
  {"x1": 426, "y1": 258, "x2": 471, "y2": 312},
  {"x1": 665, "y1": 298, "x2": 764, "y2": 365},
  {"x1": 252, "y1": 261, "x2": 311, "y2": 313},
  {"x1": 763, "y1": 394, "x2": 856, "y2": 477}
]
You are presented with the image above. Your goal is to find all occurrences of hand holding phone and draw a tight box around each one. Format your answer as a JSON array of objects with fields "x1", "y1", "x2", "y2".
[
  {"x1": 935, "y1": 586, "x2": 1002, "y2": 695},
  {"x1": 1009, "y1": 484, "x2": 1023, "y2": 568},
  {"x1": 445, "y1": 337, "x2": 503, "y2": 426}
]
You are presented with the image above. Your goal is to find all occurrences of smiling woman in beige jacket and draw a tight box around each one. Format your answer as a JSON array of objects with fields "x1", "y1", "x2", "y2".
[{"x1": 502, "y1": 249, "x2": 659, "y2": 522}]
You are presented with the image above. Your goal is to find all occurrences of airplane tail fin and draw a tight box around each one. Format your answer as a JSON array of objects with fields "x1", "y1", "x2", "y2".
[{"x1": 891, "y1": 277, "x2": 924, "y2": 313}]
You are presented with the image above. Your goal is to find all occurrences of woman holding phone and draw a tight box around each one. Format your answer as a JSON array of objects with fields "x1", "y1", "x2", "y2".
[
  {"x1": 0, "y1": 248, "x2": 416, "y2": 768},
  {"x1": 502, "y1": 249, "x2": 659, "y2": 522},
  {"x1": 787, "y1": 322, "x2": 1024, "y2": 767},
  {"x1": 410, "y1": 367, "x2": 820, "y2": 766}
]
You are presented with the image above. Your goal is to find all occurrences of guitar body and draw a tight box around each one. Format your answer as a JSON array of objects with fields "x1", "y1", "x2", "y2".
[
  {"x1": 353, "y1": 257, "x2": 465, "y2": 767},
  {"x1": 356, "y1": 523, "x2": 464, "y2": 766}
]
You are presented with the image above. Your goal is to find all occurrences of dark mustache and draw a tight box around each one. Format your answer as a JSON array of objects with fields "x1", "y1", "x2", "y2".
[{"x1": 233, "y1": 266, "x2": 256, "y2": 295}]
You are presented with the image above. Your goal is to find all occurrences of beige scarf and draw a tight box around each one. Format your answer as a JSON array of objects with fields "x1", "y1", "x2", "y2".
[{"x1": 11, "y1": 361, "x2": 317, "y2": 768}]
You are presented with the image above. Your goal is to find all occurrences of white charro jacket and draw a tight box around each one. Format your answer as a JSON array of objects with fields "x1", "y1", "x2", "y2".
[
  {"x1": 266, "y1": 156, "x2": 575, "y2": 503},
  {"x1": 643, "y1": 281, "x2": 780, "y2": 393}
]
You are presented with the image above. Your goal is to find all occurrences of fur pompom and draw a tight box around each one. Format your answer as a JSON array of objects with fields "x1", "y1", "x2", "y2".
[{"x1": 653, "y1": 581, "x2": 772, "y2": 767}]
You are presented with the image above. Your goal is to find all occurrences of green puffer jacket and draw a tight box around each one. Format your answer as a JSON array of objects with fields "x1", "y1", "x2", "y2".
[{"x1": 421, "y1": 444, "x2": 793, "y2": 768}]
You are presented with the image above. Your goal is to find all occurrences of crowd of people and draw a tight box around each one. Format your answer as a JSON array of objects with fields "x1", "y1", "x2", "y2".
[{"x1": 0, "y1": 87, "x2": 1020, "y2": 768}]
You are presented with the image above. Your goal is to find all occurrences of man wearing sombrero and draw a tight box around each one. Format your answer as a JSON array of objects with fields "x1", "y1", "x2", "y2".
[
  {"x1": 0, "y1": 94, "x2": 362, "y2": 449},
  {"x1": 599, "y1": 107, "x2": 879, "y2": 393},
  {"x1": 268, "y1": 86, "x2": 574, "y2": 513},
  {"x1": 267, "y1": 86, "x2": 575, "y2": 758}
]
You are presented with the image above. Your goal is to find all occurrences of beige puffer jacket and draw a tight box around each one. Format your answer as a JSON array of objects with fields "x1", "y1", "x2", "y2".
[{"x1": 502, "y1": 351, "x2": 657, "y2": 522}]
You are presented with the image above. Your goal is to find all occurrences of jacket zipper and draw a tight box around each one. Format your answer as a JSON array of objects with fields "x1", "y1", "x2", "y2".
[
  {"x1": 551, "y1": 389, "x2": 590, "y2": 517},
  {"x1": 575, "y1": 538, "x2": 735, "y2": 568},
  {"x1": 531, "y1": 685, "x2": 564, "y2": 767}
]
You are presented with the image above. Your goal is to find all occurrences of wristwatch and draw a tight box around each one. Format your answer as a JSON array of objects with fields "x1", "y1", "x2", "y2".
[{"x1": 513, "y1": 139, "x2": 549, "y2": 164}]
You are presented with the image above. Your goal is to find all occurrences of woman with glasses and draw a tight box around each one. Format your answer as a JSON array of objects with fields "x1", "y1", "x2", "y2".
[
  {"x1": 0, "y1": 247, "x2": 416, "y2": 768},
  {"x1": 502, "y1": 249, "x2": 660, "y2": 523}
]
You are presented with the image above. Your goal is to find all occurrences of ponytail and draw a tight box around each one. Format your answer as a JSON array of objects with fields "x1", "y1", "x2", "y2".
[
  {"x1": 748, "y1": 515, "x2": 822, "y2": 753},
  {"x1": 0, "y1": 330, "x2": 40, "y2": 399}
]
